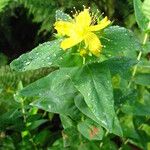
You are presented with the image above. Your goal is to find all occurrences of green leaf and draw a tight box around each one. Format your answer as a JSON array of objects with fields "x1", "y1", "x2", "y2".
[
  {"x1": 55, "y1": 10, "x2": 72, "y2": 21},
  {"x1": 100, "y1": 138, "x2": 118, "y2": 150},
  {"x1": 34, "y1": 129, "x2": 51, "y2": 146},
  {"x1": 143, "y1": 42, "x2": 150, "y2": 53},
  {"x1": 10, "y1": 39, "x2": 82, "y2": 71},
  {"x1": 70, "y1": 63, "x2": 122, "y2": 136},
  {"x1": 122, "y1": 102, "x2": 150, "y2": 116},
  {"x1": 121, "y1": 89, "x2": 150, "y2": 116},
  {"x1": 27, "y1": 119, "x2": 48, "y2": 130},
  {"x1": 0, "y1": 109, "x2": 23, "y2": 131},
  {"x1": 120, "y1": 115, "x2": 139, "y2": 139},
  {"x1": 60, "y1": 115, "x2": 74, "y2": 129},
  {"x1": 74, "y1": 94, "x2": 101, "y2": 125},
  {"x1": 114, "y1": 90, "x2": 138, "y2": 108},
  {"x1": 133, "y1": 116, "x2": 150, "y2": 149},
  {"x1": 135, "y1": 73, "x2": 150, "y2": 86},
  {"x1": 134, "y1": 0, "x2": 150, "y2": 32},
  {"x1": 78, "y1": 142, "x2": 100, "y2": 150},
  {"x1": 142, "y1": 124, "x2": 150, "y2": 136},
  {"x1": 0, "y1": 136, "x2": 15, "y2": 150},
  {"x1": 101, "y1": 26, "x2": 142, "y2": 57},
  {"x1": 77, "y1": 118, "x2": 104, "y2": 141},
  {"x1": 143, "y1": 0, "x2": 150, "y2": 20},
  {"x1": 0, "y1": 0, "x2": 11, "y2": 13},
  {"x1": 62, "y1": 127, "x2": 80, "y2": 148},
  {"x1": 103, "y1": 57, "x2": 137, "y2": 79},
  {"x1": 19, "y1": 69, "x2": 77, "y2": 116}
]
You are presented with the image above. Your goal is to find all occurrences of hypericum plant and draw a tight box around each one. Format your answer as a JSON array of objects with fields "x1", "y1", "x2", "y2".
[{"x1": 10, "y1": 2, "x2": 150, "y2": 149}]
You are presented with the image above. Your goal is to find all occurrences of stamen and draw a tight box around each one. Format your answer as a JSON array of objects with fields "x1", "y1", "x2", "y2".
[
  {"x1": 73, "y1": 7, "x2": 78, "y2": 16},
  {"x1": 77, "y1": 10, "x2": 81, "y2": 14},
  {"x1": 91, "y1": 9, "x2": 101, "y2": 25},
  {"x1": 101, "y1": 12, "x2": 104, "y2": 17},
  {"x1": 96, "y1": 12, "x2": 104, "y2": 22}
]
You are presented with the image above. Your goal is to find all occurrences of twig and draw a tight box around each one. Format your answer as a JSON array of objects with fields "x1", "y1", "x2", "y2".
[{"x1": 127, "y1": 22, "x2": 150, "y2": 88}]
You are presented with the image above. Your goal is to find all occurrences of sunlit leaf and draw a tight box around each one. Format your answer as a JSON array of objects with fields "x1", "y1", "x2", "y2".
[{"x1": 142, "y1": 0, "x2": 150, "y2": 21}]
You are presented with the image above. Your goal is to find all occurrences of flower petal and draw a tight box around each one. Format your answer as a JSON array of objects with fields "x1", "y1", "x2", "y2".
[
  {"x1": 54, "y1": 21, "x2": 74, "y2": 36},
  {"x1": 84, "y1": 32, "x2": 102, "y2": 56},
  {"x1": 75, "y1": 9, "x2": 91, "y2": 27},
  {"x1": 61, "y1": 37, "x2": 82, "y2": 50},
  {"x1": 90, "y1": 16, "x2": 111, "y2": 31}
]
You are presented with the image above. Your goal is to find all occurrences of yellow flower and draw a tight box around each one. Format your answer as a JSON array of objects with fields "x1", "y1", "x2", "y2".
[{"x1": 54, "y1": 9, "x2": 111, "y2": 57}]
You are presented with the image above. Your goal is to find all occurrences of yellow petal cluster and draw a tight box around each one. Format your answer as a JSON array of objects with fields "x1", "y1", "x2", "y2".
[{"x1": 54, "y1": 9, "x2": 111, "y2": 57}]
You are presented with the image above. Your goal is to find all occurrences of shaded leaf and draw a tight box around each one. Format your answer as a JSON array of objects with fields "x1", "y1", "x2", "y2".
[
  {"x1": 135, "y1": 73, "x2": 150, "y2": 86},
  {"x1": 78, "y1": 142, "x2": 99, "y2": 150},
  {"x1": 120, "y1": 115, "x2": 139, "y2": 139},
  {"x1": 60, "y1": 115, "x2": 74, "y2": 129},
  {"x1": 103, "y1": 57, "x2": 137, "y2": 79},
  {"x1": 100, "y1": 138, "x2": 118, "y2": 150},
  {"x1": 27, "y1": 119, "x2": 48, "y2": 130},
  {"x1": 122, "y1": 103, "x2": 150, "y2": 116}
]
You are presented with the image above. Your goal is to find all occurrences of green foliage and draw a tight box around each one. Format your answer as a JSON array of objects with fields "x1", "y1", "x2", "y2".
[
  {"x1": 9, "y1": 10, "x2": 150, "y2": 150},
  {"x1": 20, "y1": 68, "x2": 77, "y2": 116},
  {"x1": 142, "y1": 0, "x2": 150, "y2": 21},
  {"x1": 101, "y1": 26, "x2": 141, "y2": 57},
  {"x1": 18, "y1": 0, "x2": 57, "y2": 32},
  {"x1": 11, "y1": 25, "x2": 142, "y2": 72},
  {"x1": 77, "y1": 118, "x2": 104, "y2": 140},
  {"x1": 17, "y1": 0, "x2": 97, "y2": 32},
  {"x1": 0, "y1": 53, "x2": 7, "y2": 66},
  {"x1": 69, "y1": 63, "x2": 122, "y2": 136},
  {"x1": 134, "y1": 0, "x2": 150, "y2": 32},
  {"x1": 10, "y1": 39, "x2": 83, "y2": 71},
  {"x1": 0, "y1": 0, "x2": 11, "y2": 13}
]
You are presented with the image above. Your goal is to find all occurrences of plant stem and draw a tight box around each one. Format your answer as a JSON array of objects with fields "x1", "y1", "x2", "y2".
[
  {"x1": 83, "y1": 57, "x2": 86, "y2": 65},
  {"x1": 21, "y1": 99, "x2": 38, "y2": 150},
  {"x1": 99, "y1": 130, "x2": 109, "y2": 148},
  {"x1": 127, "y1": 27, "x2": 149, "y2": 88},
  {"x1": 21, "y1": 99, "x2": 26, "y2": 123}
]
